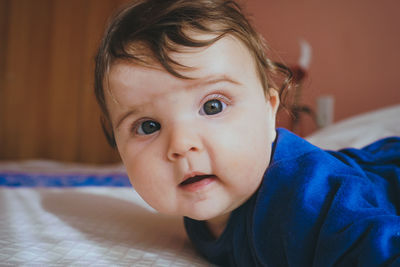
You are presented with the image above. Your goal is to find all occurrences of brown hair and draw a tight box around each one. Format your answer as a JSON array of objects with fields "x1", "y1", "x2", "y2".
[{"x1": 94, "y1": 0, "x2": 293, "y2": 147}]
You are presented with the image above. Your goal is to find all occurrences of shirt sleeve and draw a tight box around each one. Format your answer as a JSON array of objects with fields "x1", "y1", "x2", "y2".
[
  {"x1": 254, "y1": 145, "x2": 400, "y2": 267},
  {"x1": 312, "y1": 173, "x2": 400, "y2": 266}
]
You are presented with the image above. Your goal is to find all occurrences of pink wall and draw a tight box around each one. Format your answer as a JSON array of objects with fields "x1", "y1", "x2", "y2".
[{"x1": 245, "y1": 0, "x2": 400, "y2": 135}]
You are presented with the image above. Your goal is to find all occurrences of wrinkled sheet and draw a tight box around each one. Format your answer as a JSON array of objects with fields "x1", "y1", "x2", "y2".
[
  {"x1": 0, "y1": 187, "x2": 209, "y2": 266},
  {"x1": 0, "y1": 161, "x2": 209, "y2": 266}
]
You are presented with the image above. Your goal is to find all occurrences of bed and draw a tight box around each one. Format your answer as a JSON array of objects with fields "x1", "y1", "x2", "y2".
[{"x1": 1, "y1": 104, "x2": 399, "y2": 266}]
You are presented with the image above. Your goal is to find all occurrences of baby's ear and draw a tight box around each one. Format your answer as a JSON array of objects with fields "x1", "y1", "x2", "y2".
[{"x1": 266, "y1": 88, "x2": 280, "y2": 115}]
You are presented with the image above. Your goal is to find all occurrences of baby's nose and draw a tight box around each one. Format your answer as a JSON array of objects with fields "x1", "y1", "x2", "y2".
[{"x1": 166, "y1": 123, "x2": 203, "y2": 161}]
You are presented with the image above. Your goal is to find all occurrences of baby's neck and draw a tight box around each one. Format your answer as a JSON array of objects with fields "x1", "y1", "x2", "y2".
[{"x1": 206, "y1": 212, "x2": 231, "y2": 239}]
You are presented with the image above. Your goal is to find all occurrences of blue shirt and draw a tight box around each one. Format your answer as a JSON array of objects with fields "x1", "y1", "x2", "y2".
[{"x1": 184, "y1": 128, "x2": 400, "y2": 266}]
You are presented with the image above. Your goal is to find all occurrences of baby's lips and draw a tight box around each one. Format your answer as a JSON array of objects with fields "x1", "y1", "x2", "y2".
[
  {"x1": 178, "y1": 173, "x2": 217, "y2": 192},
  {"x1": 180, "y1": 174, "x2": 215, "y2": 186},
  {"x1": 180, "y1": 171, "x2": 203, "y2": 183}
]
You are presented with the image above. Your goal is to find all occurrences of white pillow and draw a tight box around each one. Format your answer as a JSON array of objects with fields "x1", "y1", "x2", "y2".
[{"x1": 306, "y1": 104, "x2": 400, "y2": 150}]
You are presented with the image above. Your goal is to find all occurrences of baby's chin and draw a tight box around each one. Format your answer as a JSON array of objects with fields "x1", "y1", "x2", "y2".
[
  {"x1": 184, "y1": 213, "x2": 216, "y2": 221},
  {"x1": 183, "y1": 208, "x2": 232, "y2": 224},
  {"x1": 157, "y1": 209, "x2": 220, "y2": 221},
  {"x1": 145, "y1": 204, "x2": 220, "y2": 220}
]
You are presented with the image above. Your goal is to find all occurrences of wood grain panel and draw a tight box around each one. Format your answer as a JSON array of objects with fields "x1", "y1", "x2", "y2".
[
  {"x1": 0, "y1": 0, "x2": 129, "y2": 163},
  {"x1": 76, "y1": 0, "x2": 127, "y2": 163},
  {"x1": 0, "y1": 0, "x2": 10, "y2": 152},
  {"x1": 2, "y1": 0, "x2": 37, "y2": 159},
  {"x1": 47, "y1": 0, "x2": 87, "y2": 161}
]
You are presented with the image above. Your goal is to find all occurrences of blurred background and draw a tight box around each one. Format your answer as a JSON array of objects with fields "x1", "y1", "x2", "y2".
[{"x1": 1, "y1": 0, "x2": 399, "y2": 163}]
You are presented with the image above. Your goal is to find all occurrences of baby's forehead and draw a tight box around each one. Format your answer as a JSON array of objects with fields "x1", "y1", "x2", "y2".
[
  {"x1": 108, "y1": 60, "x2": 240, "y2": 95},
  {"x1": 110, "y1": 33, "x2": 255, "y2": 79}
]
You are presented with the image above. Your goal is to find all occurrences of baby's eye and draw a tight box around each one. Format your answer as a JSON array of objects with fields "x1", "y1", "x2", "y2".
[
  {"x1": 201, "y1": 99, "x2": 226, "y2": 115},
  {"x1": 136, "y1": 120, "x2": 161, "y2": 135}
]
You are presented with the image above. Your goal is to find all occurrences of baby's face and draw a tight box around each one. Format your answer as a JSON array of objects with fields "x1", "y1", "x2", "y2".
[{"x1": 106, "y1": 35, "x2": 278, "y2": 223}]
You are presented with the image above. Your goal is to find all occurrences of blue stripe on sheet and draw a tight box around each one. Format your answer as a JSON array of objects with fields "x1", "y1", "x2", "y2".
[{"x1": 0, "y1": 172, "x2": 131, "y2": 187}]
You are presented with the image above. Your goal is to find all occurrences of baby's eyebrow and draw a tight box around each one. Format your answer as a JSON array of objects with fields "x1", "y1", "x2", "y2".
[
  {"x1": 115, "y1": 107, "x2": 141, "y2": 130},
  {"x1": 188, "y1": 74, "x2": 241, "y2": 89}
]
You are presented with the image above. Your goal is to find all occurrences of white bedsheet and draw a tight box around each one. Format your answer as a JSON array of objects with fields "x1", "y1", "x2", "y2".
[{"x1": 0, "y1": 187, "x2": 209, "y2": 266}]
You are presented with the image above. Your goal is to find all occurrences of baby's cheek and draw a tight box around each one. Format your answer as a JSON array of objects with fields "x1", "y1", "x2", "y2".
[
  {"x1": 123, "y1": 152, "x2": 148, "y2": 182},
  {"x1": 128, "y1": 161, "x2": 177, "y2": 214},
  {"x1": 126, "y1": 160, "x2": 163, "y2": 203}
]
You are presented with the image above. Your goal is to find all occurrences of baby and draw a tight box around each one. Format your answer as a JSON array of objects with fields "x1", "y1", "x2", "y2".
[{"x1": 94, "y1": 0, "x2": 400, "y2": 266}]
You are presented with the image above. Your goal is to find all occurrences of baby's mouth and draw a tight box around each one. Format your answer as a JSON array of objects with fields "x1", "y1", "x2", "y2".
[
  {"x1": 180, "y1": 174, "x2": 215, "y2": 186},
  {"x1": 179, "y1": 174, "x2": 217, "y2": 192}
]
